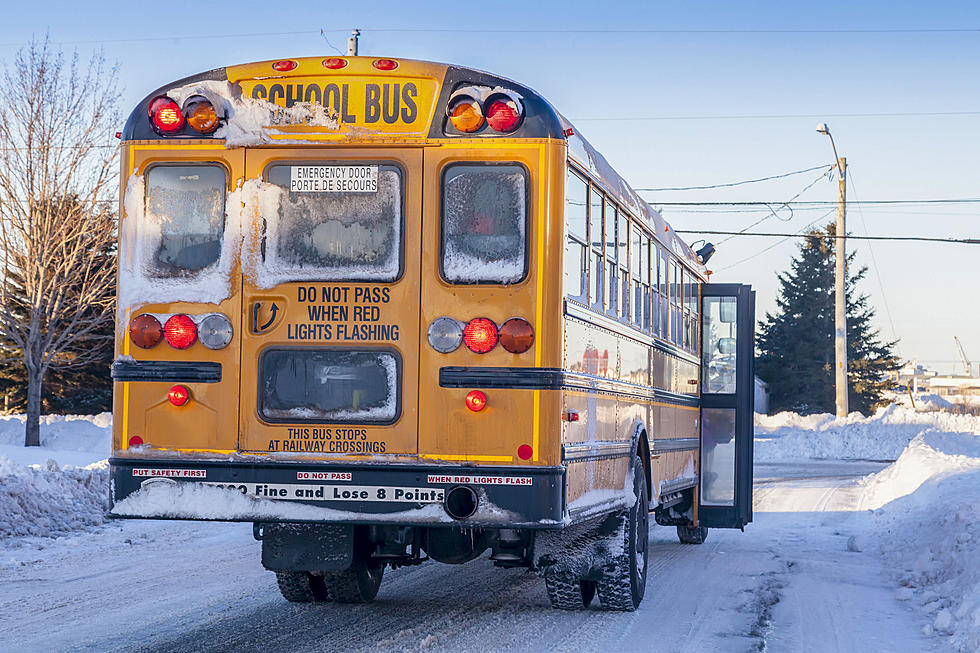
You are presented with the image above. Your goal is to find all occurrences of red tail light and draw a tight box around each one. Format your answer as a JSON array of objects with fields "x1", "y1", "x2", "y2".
[
  {"x1": 272, "y1": 60, "x2": 297, "y2": 72},
  {"x1": 463, "y1": 318, "x2": 498, "y2": 354},
  {"x1": 148, "y1": 96, "x2": 184, "y2": 134},
  {"x1": 168, "y1": 385, "x2": 190, "y2": 407},
  {"x1": 164, "y1": 314, "x2": 197, "y2": 349},
  {"x1": 485, "y1": 97, "x2": 522, "y2": 132},
  {"x1": 322, "y1": 57, "x2": 348, "y2": 69},
  {"x1": 128, "y1": 435, "x2": 144, "y2": 448},
  {"x1": 465, "y1": 390, "x2": 487, "y2": 412},
  {"x1": 499, "y1": 318, "x2": 534, "y2": 354},
  {"x1": 372, "y1": 59, "x2": 398, "y2": 71},
  {"x1": 517, "y1": 444, "x2": 533, "y2": 460},
  {"x1": 130, "y1": 314, "x2": 163, "y2": 349}
]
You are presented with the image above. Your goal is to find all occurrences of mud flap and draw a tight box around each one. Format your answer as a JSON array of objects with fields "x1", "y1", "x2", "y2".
[{"x1": 260, "y1": 522, "x2": 354, "y2": 572}]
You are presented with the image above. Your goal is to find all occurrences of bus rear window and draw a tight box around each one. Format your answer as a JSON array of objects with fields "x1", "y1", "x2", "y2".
[
  {"x1": 145, "y1": 165, "x2": 226, "y2": 276},
  {"x1": 266, "y1": 164, "x2": 402, "y2": 282},
  {"x1": 441, "y1": 164, "x2": 527, "y2": 284},
  {"x1": 260, "y1": 349, "x2": 400, "y2": 424}
]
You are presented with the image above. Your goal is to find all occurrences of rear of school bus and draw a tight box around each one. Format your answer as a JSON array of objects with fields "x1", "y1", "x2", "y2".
[{"x1": 108, "y1": 56, "x2": 571, "y2": 602}]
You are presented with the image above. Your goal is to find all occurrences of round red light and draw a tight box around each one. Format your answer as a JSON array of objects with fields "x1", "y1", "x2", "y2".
[
  {"x1": 130, "y1": 313, "x2": 163, "y2": 349},
  {"x1": 168, "y1": 385, "x2": 190, "y2": 407},
  {"x1": 272, "y1": 60, "x2": 298, "y2": 72},
  {"x1": 148, "y1": 96, "x2": 184, "y2": 133},
  {"x1": 463, "y1": 318, "x2": 499, "y2": 354},
  {"x1": 164, "y1": 314, "x2": 197, "y2": 349},
  {"x1": 128, "y1": 435, "x2": 144, "y2": 447},
  {"x1": 499, "y1": 318, "x2": 535, "y2": 354},
  {"x1": 486, "y1": 99, "x2": 522, "y2": 133},
  {"x1": 517, "y1": 444, "x2": 533, "y2": 460},
  {"x1": 322, "y1": 57, "x2": 348, "y2": 69},
  {"x1": 465, "y1": 390, "x2": 488, "y2": 412},
  {"x1": 372, "y1": 58, "x2": 398, "y2": 71}
]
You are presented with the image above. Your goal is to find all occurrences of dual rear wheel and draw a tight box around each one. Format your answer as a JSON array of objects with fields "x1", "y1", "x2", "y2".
[{"x1": 275, "y1": 560, "x2": 384, "y2": 604}]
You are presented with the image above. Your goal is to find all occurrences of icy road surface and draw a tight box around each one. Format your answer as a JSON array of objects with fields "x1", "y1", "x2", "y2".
[{"x1": 0, "y1": 462, "x2": 943, "y2": 653}]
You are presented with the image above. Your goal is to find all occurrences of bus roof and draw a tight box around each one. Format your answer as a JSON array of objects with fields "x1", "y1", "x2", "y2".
[{"x1": 122, "y1": 56, "x2": 705, "y2": 274}]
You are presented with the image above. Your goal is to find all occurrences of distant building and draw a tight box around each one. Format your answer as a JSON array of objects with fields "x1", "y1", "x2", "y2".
[
  {"x1": 891, "y1": 361, "x2": 939, "y2": 392},
  {"x1": 926, "y1": 376, "x2": 980, "y2": 397},
  {"x1": 754, "y1": 376, "x2": 769, "y2": 414}
]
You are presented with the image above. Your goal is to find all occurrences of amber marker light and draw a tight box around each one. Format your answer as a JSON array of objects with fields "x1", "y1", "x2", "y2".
[
  {"x1": 463, "y1": 318, "x2": 498, "y2": 354},
  {"x1": 168, "y1": 385, "x2": 190, "y2": 407},
  {"x1": 499, "y1": 318, "x2": 534, "y2": 354},
  {"x1": 465, "y1": 390, "x2": 487, "y2": 412},
  {"x1": 184, "y1": 96, "x2": 219, "y2": 134},
  {"x1": 130, "y1": 314, "x2": 163, "y2": 349},
  {"x1": 447, "y1": 97, "x2": 484, "y2": 133}
]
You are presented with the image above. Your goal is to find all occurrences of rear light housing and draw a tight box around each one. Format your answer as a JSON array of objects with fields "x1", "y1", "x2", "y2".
[
  {"x1": 485, "y1": 94, "x2": 523, "y2": 133},
  {"x1": 168, "y1": 385, "x2": 190, "y2": 407},
  {"x1": 465, "y1": 390, "x2": 487, "y2": 412},
  {"x1": 198, "y1": 314, "x2": 233, "y2": 350},
  {"x1": 322, "y1": 57, "x2": 348, "y2": 69},
  {"x1": 272, "y1": 60, "x2": 298, "y2": 72},
  {"x1": 372, "y1": 58, "x2": 398, "y2": 71},
  {"x1": 183, "y1": 96, "x2": 219, "y2": 134},
  {"x1": 148, "y1": 96, "x2": 184, "y2": 134},
  {"x1": 164, "y1": 314, "x2": 197, "y2": 349},
  {"x1": 499, "y1": 318, "x2": 534, "y2": 354},
  {"x1": 447, "y1": 96, "x2": 484, "y2": 133},
  {"x1": 130, "y1": 314, "x2": 163, "y2": 349},
  {"x1": 427, "y1": 317, "x2": 464, "y2": 353},
  {"x1": 463, "y1": 318, "x2": 498, "y2": 354}
]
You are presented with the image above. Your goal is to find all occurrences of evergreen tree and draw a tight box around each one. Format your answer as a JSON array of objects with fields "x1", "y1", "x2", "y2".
[{"x1": 756, "y1": 224, "x2": 899, "y2": 415}]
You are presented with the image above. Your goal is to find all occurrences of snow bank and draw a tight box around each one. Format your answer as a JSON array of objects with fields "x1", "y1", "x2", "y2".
[
  {"x1": 857, "y1": 432, "x2": 980, "y2": 652},
  {"x1": 755, "y1": 405, "x2": 980, "y2": 462},
  {"x1": 0, "y1": 457, "x2": 109, "y2": 538}
]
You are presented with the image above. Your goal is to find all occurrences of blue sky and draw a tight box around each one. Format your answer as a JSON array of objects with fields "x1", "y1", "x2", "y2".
[{"x1": 2, "y1": 1, "x2": 977, "y2": 373}]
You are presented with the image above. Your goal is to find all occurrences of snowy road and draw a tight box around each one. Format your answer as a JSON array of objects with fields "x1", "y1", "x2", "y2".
[{"x1": 0, "y1": 462, "x2": 946, "y2": 653}]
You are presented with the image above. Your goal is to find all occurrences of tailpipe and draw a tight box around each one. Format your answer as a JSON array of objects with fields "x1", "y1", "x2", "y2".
[{"x1": 444, "y1": 485, "x2": 478, "y2": 520}]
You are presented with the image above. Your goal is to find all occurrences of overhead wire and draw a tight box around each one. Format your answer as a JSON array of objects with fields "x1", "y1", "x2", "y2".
[
  {"x1": 711, "y1": 209, "x2": 837, "y2": 272},
  {"x1": 674, "y1": 230, "x2": 980, "y2": 244},
  {"x1": 634, "y1": 164, "x2": 830, "y2": 192}
]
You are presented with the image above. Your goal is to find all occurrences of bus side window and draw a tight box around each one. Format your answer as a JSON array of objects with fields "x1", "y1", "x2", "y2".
[
  {"x1": 631, "y1": 225, "x2": 642, "y2": 328},
  {"x1": 442, "y1": 163, "x2": 528, "y2": 284},
  {"x1": 605, "y1": 200, "x2": 617, "y2": 318},
  {"x1": 618, "y1": 211, "x2": 629, "y2": 321},
  {"x1": 657, "y1": 246, "x2": 668, "y2": 338},
  {"x1": 144, "y1": 165, "x2": 227, "y2": 276},
  {"x1": 564, "y1": 169, "x2": 588, "y2": 301},
  {"x1": 589, "y1": 186, "x2": 604, "y2": 310}
]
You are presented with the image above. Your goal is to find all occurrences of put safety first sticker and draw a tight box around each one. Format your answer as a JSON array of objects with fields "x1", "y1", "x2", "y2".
[{"x1": 203, "y1": 482, "x2": 444, "y2": 503}]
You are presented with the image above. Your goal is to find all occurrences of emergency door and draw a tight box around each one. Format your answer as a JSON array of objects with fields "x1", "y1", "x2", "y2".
[
  {"x1": 698, "y1": 284, "x2": 755, "y2": 529},
  {"x1": 238, "y1": 148, "x2": 423, "y2": 456}
]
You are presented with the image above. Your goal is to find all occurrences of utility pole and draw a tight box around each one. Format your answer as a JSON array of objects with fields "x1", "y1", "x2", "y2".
[
  {"x1": 347, "y1": 29, "x2": 360, "y2": 56},
  {"x1": 816, "y1": 123, "x2": 848, "y2": 417},
  {"x1": 834, "y1": 156, "x2": 848, "y2": 417}
]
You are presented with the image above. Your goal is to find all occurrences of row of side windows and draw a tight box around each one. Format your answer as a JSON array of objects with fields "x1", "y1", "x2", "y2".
[{"x1": 563, "y1": 167, "x2": 699, "y2": 354}]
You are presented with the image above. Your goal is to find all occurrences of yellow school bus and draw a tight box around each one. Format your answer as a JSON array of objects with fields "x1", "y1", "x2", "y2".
[{"x1": 109, "y1": 55, "x2": 755, "y2": 611}]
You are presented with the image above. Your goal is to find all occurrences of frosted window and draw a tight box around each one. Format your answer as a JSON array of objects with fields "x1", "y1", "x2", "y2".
[
  {"x1": 442, "y1": 164, "x2": 527, "y2": 284},
  {"x1": 266, "y1": 164, "x2": 401, "y2": 282},
  {"x1": 145, "y1": 165, "x2": 225, "y2": 276}
]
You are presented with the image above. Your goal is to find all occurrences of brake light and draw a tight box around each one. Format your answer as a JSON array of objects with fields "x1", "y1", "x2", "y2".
[
  {"x1": 447, "y1": 97, "x2": 484, "y2": 133},
  {"x1": 168, "y1": 385, "x2": 190, "y2": 407},
  {"x1": 485, "y1": 97, "x2": 522, "y2": 133},
  {"x1": 499, "y1": 318, "x2": 534, "y2": 354},
  {"x1": 465, "y1": 390, "x2": 487, "y2": 412},
  {"x1": 463, "y1": 318, "x2": 498, "y2": 354},
  {"x1": 148, "y1": 96, "x2": 184, "y2": 134},
  {"x1": 128, "y1": 435, "x2": 144, "y2": 447},
  {"x1": 164, "y1": 314, "x2": 197, "y2": 349},
  {"x1": 322, "y1": 57, "x2": 348, "y2": 69},
  {"x1": 272, "y1": 60, "x2": 297, "y2": 72},
  {"x1": 517, "y1": 444, "x2": 533, "y2": 460},
  {"x1": 372, "y1": 59, "x2": 398, "y2": 71},
  {"x1": 130, "y1": 314, "x2": 163, "y2": 349},
  {"x1": 183, "y1": 96, "x2": 219, "y2": 134}
]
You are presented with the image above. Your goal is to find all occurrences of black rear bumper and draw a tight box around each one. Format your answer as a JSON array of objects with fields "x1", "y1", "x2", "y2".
[{"x1": 109, "y1": 458, "x2": 566, "y2": 529}]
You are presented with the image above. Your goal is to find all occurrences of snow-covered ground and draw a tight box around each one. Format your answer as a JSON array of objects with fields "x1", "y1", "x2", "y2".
[{"x1": 0, "y1": 406, "x2": 977, "y2": 652}]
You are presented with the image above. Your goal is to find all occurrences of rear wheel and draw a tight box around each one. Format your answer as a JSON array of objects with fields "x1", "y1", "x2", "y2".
[
  {"x1": 275, "y1": 570, "x2": 330, "y2": 603},
  {"x1": 322, "y1": 561, "x2": 385, "y2": 603},
  {"x1": 596, "y1": 456, "x2": 649, "y2": 611},
  {"x1": 677, "y1": 524, "x2": 708, "y2": 544},
  {"x1": 545, "y1": 571, "x2": 596, "y2": 610}
]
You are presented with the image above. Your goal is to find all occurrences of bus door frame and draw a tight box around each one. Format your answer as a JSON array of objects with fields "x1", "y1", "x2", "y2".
[{"x1": 697, "y1": 283, "x2": 755, "y2": 529}]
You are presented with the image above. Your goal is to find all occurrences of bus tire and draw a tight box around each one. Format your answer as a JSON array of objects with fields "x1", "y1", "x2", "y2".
[
  {"x1": 544, "y1": 572, "x2": 596, "y2": 610},
  {"x1": 275, "y1": 570, "x2": 330, "y2": 603},
  {"x1": 323, "y1": 561, "x2": 385, "y2": 603},
  {"x1": 596, "y1": 457, "x2": 649, "y2": 611},
  {"x1": 677, "y1": 524, "x2": 708, "y2": 544}
]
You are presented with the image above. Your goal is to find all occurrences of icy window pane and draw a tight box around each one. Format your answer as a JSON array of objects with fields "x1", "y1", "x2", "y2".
[
  {"x1": 266, "y1": 165, "x2": 402, "y2": 282},
  {"x1": 442, "y1": 164, "x2": 527, "y2": 284},
  {"x1": 145, "y1": 166, "x2": 226, "y2": 276},
  {"x1": 261, "y1": 349, "x2": 400, "y2": 423}
]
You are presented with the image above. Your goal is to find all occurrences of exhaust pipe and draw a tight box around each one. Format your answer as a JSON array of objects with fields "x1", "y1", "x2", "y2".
[{"x1": 444, "y1": 485, "x2": 478, "y2": 520}]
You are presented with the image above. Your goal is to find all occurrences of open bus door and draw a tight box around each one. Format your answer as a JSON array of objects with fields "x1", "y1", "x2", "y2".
[{"x1": 698, "y1": 284, "x2": 755, "y2": 529}]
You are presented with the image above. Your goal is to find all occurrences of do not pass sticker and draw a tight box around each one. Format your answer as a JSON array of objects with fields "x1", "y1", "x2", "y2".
[{"x1": 289, "y1": 165, "x2": 378, "y2": 193}]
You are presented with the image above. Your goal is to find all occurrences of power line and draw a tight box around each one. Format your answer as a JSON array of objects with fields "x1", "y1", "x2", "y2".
[
  {"x1": 715, "y1": 209, "x2": 837, "y2": 272},
  {"x1": 676, "y1": 230, "x2": 980, "y2": 244},
  {"x1": 654, "y1": 198, "x2": 980, "y2": 206},
  {"x1": 635, "y1": 164, "x2": 829, "y2": 192},
  {"x1": 572, "y1": 111, "x2": 980, "y2": 122}
]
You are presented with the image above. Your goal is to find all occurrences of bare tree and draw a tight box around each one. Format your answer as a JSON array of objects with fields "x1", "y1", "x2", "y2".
[{"x1": 0, "y1": 37, "x2": 119, "y2": 446}]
